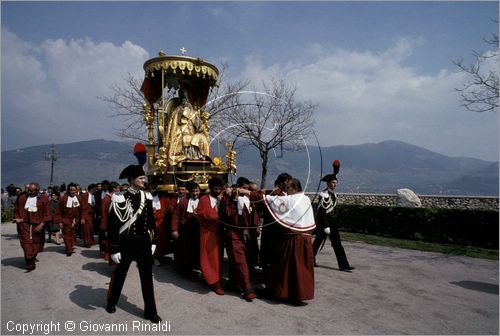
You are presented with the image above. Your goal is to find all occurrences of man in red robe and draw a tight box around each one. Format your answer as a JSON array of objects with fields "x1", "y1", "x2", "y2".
[
  {"x1": 93, "y1": 180, "x2": 109, "y2": 255},
  {"x1": 223, "y1": 177, "x2": 260, "y2": 301},
  {"x1": 171, "y1": 181, "x2": 201, "y2": 279},
  {"x1": 197, "y1": 177, "x2": 225, "y2": 295},
  {"x1": 100, "y1": 181, "x2": 121, "y2": 263},
  {"x1": 13, "y1": 184, "x2": 29, "y2": 235},
  {"x1": 79, "y1": 187, "x2": 94, "y2": 248},
  {"x1": 55, "y1": 183, "x2": 89, "y2": 256},
  {"x1": 13, "y1": 182, "x2": 51, "y2": 271},
  {"x1": 154, "y1": 183, "x2": 187, "y2": 264},
  {"x1": 241, "y1": 176, "x2": 315, "y2": 306},
  {"x1": 151, "y1": 192, "x2": 169, "y2": 263},
  {"x1": 258, "y1": 173, "x2": 291, "y2": 286}
]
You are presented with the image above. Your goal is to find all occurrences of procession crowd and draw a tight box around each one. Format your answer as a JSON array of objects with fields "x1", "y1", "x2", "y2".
[{"x1": 5, "y1": 164, "x2": 353, "y2": 322}]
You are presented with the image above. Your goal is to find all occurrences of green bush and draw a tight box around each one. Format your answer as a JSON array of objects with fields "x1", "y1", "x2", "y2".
[
  {"x1": 335, "y1": 204, "x2": 499, "y2": 249},
  {"x1": 1, "y1": 204, "x2": 14, "y2": 223}
]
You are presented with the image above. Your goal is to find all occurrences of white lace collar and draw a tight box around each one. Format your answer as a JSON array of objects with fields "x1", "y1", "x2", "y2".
[
  {"x1": 209, "y1": 195, "x2": 219, "y2": 209},
  {"x1": 66, "y1": 195, "x2": 80, "y2": 208},
  {"x1": 187, "y1": 198, "x2": 199, "y2": 213}
]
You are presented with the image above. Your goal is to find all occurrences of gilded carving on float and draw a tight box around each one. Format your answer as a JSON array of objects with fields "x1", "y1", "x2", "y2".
[
  {"x1": 226, "y1": 142, "x2": 237, "y2": 175},
  {"x1": 140, "y1": 48, "x2": 235, "y2": 192},
  {"x1": 162, "y1": 89, "x2": 211, "y2": 166},
  {"x1": 155, "y1": 146, "x2": 169, "y2": 173}
]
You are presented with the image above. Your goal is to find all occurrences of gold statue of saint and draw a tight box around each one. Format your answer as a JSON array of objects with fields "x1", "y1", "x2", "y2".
[
  {"x1": 155, "y1": 146, "x2": 169, "y2": 171},
  {"x1": 164, "y1": 90, "x2": 210, "y2": 166}
]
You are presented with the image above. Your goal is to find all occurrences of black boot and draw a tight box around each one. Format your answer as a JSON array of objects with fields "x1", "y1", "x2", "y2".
[
  {"x1": 105, "y1": 304, "x2": 116, "y2": 313},
  {"x1": 144, "y1": 312, "x2": 162, "y2": 323},
  {"x1": 25, "y1": 259, "x2": 36, "y2": 272}
]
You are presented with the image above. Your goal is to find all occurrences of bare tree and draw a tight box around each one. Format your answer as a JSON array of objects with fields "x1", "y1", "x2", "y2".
[
  {"x1": 204, "y1": 65, "x2": 250, "y2": 121},
  {"x1": 99, "y1": 69, "x2": 315, "y2": 189},
  {"x1": 454, "y1": 33, "x2": 499, "y2": 113},
  {"x1": 219, "y1": 79, "x2": 316, "y2": 188},
  {"x1": 99, "y1": 73, "x2": 150, "y2": 141}
]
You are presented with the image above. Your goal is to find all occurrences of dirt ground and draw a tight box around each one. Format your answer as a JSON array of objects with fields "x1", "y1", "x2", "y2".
[{"x1": 1, "y1": 222, "x2": 498, "y2": 335}]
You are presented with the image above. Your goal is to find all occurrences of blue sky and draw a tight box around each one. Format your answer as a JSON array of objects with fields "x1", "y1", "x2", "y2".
[{"x1": 1, "y1": 1, "x2": 498, "y2": 161}]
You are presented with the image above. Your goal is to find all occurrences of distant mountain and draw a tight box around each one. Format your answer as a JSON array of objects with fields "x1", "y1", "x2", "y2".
[
  {"x1": 1, "y1": 139, "x2": 136, "y2": 189},
  {"x1": 1, "y1": 139, "x2": 498, "y2": 196},
  {"x1": 234, "y1": 140, "x2": 498, "y2": 195},
  {"x1": 444, "y1": 162, "x2": 499, "y2": 195}
]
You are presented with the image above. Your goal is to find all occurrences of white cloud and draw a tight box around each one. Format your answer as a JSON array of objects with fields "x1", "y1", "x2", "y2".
[
  {"x1": 2, "y1": 30, "x2": 497, "y2": 161},
  {"x1": 239, "y1": 38, "x2": 499, "y2": 161},
  {"x1": 1, "y1": 29, "x2": 150, "y2": 150}
]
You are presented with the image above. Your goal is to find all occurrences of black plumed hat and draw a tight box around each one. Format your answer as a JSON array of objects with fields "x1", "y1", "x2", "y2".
[
  {"x1": 321, "y1": 160, "x2": 340, "y2": 182},
  {"x1": 119, "y1": 165, "x2": 145, "y2": 180}
]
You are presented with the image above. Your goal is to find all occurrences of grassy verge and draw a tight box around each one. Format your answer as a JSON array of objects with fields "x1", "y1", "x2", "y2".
[{"x1": 341, "y1": 231, "x2": 499, "y2": 261}]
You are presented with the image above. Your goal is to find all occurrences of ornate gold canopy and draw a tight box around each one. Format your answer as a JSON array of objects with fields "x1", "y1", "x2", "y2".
[
  {"x1": 140, "y1": 49, "x2": 234, "y2": 192},
  {"x1": 143, "y1": 54, "x2": 219, "y2": 87},
  {"x1": 141, "y1": 51, "x2": 220, "y2": 109}
]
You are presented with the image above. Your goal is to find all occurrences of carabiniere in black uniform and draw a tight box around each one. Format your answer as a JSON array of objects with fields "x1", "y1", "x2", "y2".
[
  {"x1": 105, "y1": 164, "x2": 161, "y2": 323},
  {"x1": 312, "y1": 160, "x2": 354, "y2": 272}
]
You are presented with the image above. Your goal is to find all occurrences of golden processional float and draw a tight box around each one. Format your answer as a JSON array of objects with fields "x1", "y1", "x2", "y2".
[{"x1": 140, "y1": 49, "x2": 236, "y2": 193}]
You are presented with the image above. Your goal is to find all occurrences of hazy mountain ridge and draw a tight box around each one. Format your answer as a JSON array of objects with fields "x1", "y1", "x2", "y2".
[
  {"x1": 1, "y1": 139, "x2": 498, "y2": 195},
  {"x1": 235, "y1": 140, "x2": 498, "y2": 195},
  {"x1": 2, "y1": 139, "x2": 136, "y2": 189}
]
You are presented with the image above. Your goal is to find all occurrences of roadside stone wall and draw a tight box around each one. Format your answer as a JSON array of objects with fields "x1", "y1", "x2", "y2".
[{"x1": 306, "y1": 193, "x2": 499, "y2": 211}]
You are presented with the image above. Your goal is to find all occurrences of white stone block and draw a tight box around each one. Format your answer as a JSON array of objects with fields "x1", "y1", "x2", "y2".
[{"x1": 396, "y1": 188, "x2": 422, "y2": 208}]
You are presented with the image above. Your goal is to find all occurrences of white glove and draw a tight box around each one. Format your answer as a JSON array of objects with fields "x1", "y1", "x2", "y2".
[
  {"x1": 151, "y1": 244, "x2": 157, "y2": 255},
  {"x1": 111, "y1": 252, "x2": 121, "y2": 264},
  {"x1": 324, "y1": 227, "x2": 331, "y2": 235}
]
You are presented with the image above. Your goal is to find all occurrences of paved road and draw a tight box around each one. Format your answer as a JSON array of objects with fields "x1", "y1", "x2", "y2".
[{"x1": 1, "y1": 222, "x2": 498, "y2": 335}]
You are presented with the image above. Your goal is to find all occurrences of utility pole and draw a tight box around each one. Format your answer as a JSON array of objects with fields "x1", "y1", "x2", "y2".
[{"x1": 44, "y1": 144, "x2": 58, "y2": 186}]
